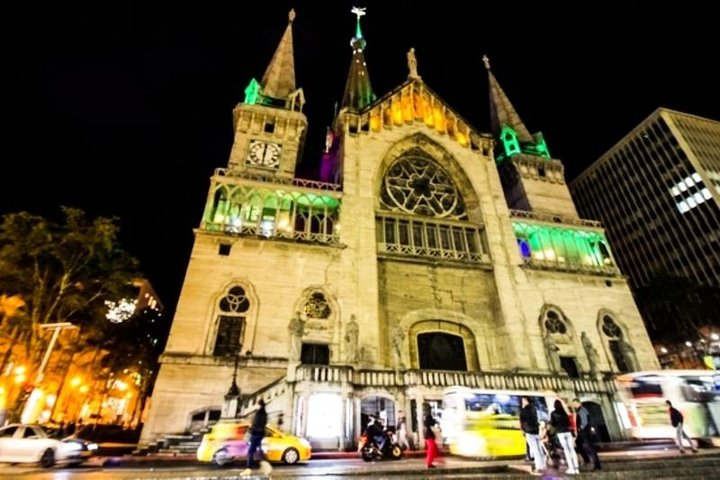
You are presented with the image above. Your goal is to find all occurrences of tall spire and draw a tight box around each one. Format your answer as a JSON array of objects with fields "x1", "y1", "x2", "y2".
[
  {"x1": 484, "y1": 55, "x2": 534, "y2": 144},
  {"x1": 260, "y1": 9, "x2": 297, "y2": 100},
  {"x1": 341, "y1": 7, "x2": 376, "y2": 110}
]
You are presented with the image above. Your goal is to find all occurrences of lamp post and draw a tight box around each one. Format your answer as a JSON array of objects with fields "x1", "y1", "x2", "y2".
[
  {"x1": 221, "y1": 347, "x2": 241, "y2": 419},
  {"x1": 20, "y1": 322, "x2": 77, "y2": 423}
]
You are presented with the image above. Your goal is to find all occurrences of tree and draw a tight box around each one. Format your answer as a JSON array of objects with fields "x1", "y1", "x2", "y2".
[{"x1": 0, "y1": 207, "x2": 140, "y2": 417}]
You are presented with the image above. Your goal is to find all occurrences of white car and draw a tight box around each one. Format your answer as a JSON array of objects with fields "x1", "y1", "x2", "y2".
[{"x1": 0, "y1": 424, "x2": 91, "y2": 467}]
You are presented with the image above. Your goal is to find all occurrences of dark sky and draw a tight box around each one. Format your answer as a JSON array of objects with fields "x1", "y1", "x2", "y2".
[{"x1": 5, "y1": 1, "x2": 719, "y2": 315}]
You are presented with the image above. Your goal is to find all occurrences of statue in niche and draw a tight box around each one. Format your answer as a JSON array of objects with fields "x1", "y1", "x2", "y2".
[
  {"x1": 345, "y1": 314, "x2": 359, "y2": 364},
  {"x1": 287, "y1": 310, "x2": 306, "y2": 363},
  {"x1": 544, "y1": 333, "x2": 561, "y2": 373},
  {"x1": 581, "y1": 331, "x2": 600, "y2": 378},
  {"x1": 618, "y1": 338, "x2": 639, "y2": 372}
]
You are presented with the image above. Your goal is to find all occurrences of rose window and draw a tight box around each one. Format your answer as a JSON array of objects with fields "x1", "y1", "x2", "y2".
[{"x1": 381, "y1": 151, "x2": 467, "y2": 219}]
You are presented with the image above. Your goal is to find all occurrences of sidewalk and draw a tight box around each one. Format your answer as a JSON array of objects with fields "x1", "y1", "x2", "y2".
[{"x1": 102, "y1": 440, "x2": 714, "y2": 468}]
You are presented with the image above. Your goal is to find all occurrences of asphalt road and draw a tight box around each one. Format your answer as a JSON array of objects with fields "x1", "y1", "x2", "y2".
[{"x1": 1, "y1": 446, "x2": 719, "y2": 479}]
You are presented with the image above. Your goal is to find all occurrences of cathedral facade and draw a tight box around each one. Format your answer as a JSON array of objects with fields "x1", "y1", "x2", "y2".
[{"x1": 140, "y1": 10, "x2": 659, "y2": 450}]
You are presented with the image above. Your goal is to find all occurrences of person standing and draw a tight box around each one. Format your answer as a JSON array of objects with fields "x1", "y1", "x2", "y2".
[
  {"x1": 246, "y1": 399, "x2": 268, "y2": 469},
  {"x1": 520, "y1": 396, "x2": 546, "y2": 473},
  {"x1": 424, "y1": 410, "x2": 440, "y2": 468},
  {"x1": 666, "y1": 400, "x2": 697, "y2": 453},
  {"x1": 572, "y1": 398, "x2": 601, "y2": 471},
  {"x1": 550, "y1": 399, "x2": 579, "y2": 475},
  {"x1": 397, "y1": 413, "x2": 412, "y2": 451}
]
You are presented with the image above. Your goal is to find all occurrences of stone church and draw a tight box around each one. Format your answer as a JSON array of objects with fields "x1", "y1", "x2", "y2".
[{"x1": 140, "y1": 10, "x2": 659, "y2": 450}]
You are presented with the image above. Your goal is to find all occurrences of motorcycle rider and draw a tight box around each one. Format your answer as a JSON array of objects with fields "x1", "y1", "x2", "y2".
[{"x1": 366, "y1": 415, "x2": 386, "y2": 452}]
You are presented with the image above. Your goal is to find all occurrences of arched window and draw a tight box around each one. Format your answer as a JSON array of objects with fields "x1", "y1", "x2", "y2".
[
  {"x1": 543, "y1": 309, "x2": 567, "y2": 335},
  {"x1": 213, "y1": 285, "x2": 250, "y2": 356},
  {"x1": 601, "y1": 314, "x2": 634, "y2": 373}
]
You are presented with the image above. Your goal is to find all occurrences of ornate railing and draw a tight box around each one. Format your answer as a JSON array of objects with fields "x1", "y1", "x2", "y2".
[
  {"x1": 214, "y1": 168, "x2": 342, "y2": 192},
  {"x1": 509, "y1": 209, "x2": 602, "y2": 229},
  {"x1": 521, "y1": 258, "x2": 620, "y2": 276},
  {"x1": 293, "y1": 365, "x2": 616, "y2": 394},
  {"x1": 203, "y1": 222, "x2": 341, "y2": 245}
]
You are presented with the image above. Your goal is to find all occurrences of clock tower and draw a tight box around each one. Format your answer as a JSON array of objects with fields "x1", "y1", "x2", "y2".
[{"x1": 227, "y1": 9, "x2": 306, "y2": 180}]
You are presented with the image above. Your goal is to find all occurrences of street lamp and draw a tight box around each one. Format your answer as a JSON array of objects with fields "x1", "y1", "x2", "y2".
[
  {"x1": 35, "y1": 323, "x2": 78, "y2": 384},
  {"x1": 20, "y1": 322, "x2": 77, "y2": 424},
  {"x1": 221, "y1": 347, "x2": 241, "y2": 419}
]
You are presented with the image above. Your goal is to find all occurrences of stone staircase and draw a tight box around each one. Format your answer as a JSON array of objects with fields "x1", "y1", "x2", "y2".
[{"x1": 137, "y1": 432, "x2": 205, "y2": 456}]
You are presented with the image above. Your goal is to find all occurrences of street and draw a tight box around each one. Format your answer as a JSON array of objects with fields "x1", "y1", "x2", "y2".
[{"x1": 1, "y1": 446, "x2": 719, "y2": 479}]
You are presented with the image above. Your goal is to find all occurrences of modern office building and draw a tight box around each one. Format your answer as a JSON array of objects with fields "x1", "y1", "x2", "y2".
[
  {"x1": 571, "y1": 108, "x2": 720, "y2": 291},
  {"x1": 140, "y1": 10, "x2": 659, "y2": 450}
]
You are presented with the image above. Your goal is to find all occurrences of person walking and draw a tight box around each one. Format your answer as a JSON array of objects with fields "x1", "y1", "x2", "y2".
[
  {"x1": 246, "y1": 399, "x2": 268, "y2": 469},
  {"x1": 424, "y1": 410, "x2": 440, "y2": 468},
  {"x1": 550, "y1": 399, "x2": 579, "y2": 475},
  {"x1": 572, "y1": 398, "x2": 601, "y2": 471},
  {"x1": 520, "y1": 396, "x2": 546, "y2": 474},
  {"x1": 666, "y1": 400, "x2": 697, "y2": 453},
  {"x1": 397, "y1": 413, "x2": 412, "y2": 451}
]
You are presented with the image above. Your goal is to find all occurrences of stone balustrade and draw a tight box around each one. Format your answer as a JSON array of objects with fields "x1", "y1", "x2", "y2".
[{"x1": 292, "y1": 365, "x2": 616, "y2": 394}]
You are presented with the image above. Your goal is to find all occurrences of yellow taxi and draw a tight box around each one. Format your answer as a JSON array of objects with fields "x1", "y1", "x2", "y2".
[{"x1": 196, "y1": 422, "x2": 312, "y2": 466}]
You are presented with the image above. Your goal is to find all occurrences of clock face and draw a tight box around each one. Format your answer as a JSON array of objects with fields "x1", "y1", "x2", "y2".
[{"x1": 246, "y1": 140, "x2": 282, "y2": 169}]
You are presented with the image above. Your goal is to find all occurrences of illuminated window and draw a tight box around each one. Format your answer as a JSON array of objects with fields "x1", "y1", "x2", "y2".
[{"x1": 303, "y1": 291, "x2": 331, "y2": 319}]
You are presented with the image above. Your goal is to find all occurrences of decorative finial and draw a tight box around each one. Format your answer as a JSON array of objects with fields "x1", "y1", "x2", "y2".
[
  {"x1": 351, "y1": 6, "x2": 367, "y2": 18},
  {"x1": 482, "y1": 54, "x2": 491, "y2": 70},
  {"x1": 407, "y1": 48, "x2": 420, "y2": 80},
  {"x1": 288, "y1": 9, "x2": 296, "y2": 23}
]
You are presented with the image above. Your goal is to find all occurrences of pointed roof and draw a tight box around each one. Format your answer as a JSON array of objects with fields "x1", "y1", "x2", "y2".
[
  {"x1": 341, "y1": 7, "x2": 376, "y2": 110},
  {"x1": 260, "y1": 9, "x2": 297, "y2": 99},
  {"x1": 484, "y1": 55, "x2": 534, "y2": 144}
]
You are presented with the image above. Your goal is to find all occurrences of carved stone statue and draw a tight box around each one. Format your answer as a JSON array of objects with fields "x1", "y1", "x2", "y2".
[
  {"x1": 288, "y1": 310, "x2": 306, "y2": 362},
  {"x1": 345, "y1": 314, "x2": 359, "y2": 364},
  {"x1": 618, "y1": 338, "x2": 638, "y2": 372},
  {"x1": 544, "y1": 333, "x2": 561, "y2": 373},
  {"x1": 392, "y1": 324, "x2": 406, "y2": 369},
  {"x1": 407, "y1": 48, "x2": 420, "y2": 79},
  {"x1": 581, "y1": 331, "x2": 600, "y2": 378}
]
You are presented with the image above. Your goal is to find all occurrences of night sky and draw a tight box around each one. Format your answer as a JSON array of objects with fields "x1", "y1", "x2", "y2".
[{"x1": 6, "y1": 1, "x2": 719, "y2": 315}]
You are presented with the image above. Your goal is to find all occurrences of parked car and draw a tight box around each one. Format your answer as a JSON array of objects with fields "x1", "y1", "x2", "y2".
[
  {"x1": 0, "y1": 424, "x2": 94, "y2": 467},
  {"x1": 196, "y1": 422, "x2": 311, "y2": 466}
]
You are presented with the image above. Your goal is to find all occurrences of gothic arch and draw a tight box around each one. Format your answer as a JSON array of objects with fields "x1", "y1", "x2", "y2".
[
  {"x1": 374, "y1": 133, "x2": 483, "y2": 222},
  {"x1": 538, "y1": 304, "x2": 582, "y2": 377},
  {"x1": 538, "y1": 304, "x2": 577, "y2": 341},
  {"x1": 205, "y1": 279, "x2": 259, "y2": 356},
  {"x1": 596, "y1": 309, "x2": 639, "y2": 373},
  {"x1": 292, "y1": 286, "x2": 341, "y2": 362},
  {"x1": 294, "y1": 286, "x2": 339, "y2": 321}
]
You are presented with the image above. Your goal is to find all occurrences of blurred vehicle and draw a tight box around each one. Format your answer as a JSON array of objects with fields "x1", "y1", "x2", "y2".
[
  {"x1": 196, "y1": 422, "x2": 311, "y2": 466},
  {"x1": 441, "y1": 386, "x2": 558, "y2": 458},
  {"x1": 64, "y1": 424, "x2": 139, "y2": 456},
  {"x1": 616, "y1": 370, "x2": 720, "y2": 440},
  {"x1": 0, "y1": 424, "x2": 93, "y2": 467}
]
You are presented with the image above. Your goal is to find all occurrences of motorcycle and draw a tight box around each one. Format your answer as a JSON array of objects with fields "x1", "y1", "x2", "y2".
[{"x1": 358, "y1": 430, "x2": 403, "y2": 461}]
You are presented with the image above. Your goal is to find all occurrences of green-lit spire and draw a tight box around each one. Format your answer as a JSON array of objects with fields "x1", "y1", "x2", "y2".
[
  {"x1": 354, "y1": 6, "x2": 363, "y2": 39},
  {"x1": 259, "y1": 9, "x2": 297, "y2": 100},
  {"x1": 484, "y1": 55, "x2": 551, "y2": 161},
  {"x1": 341, "y1": 7, "x2": 376, "y2": 110}
]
